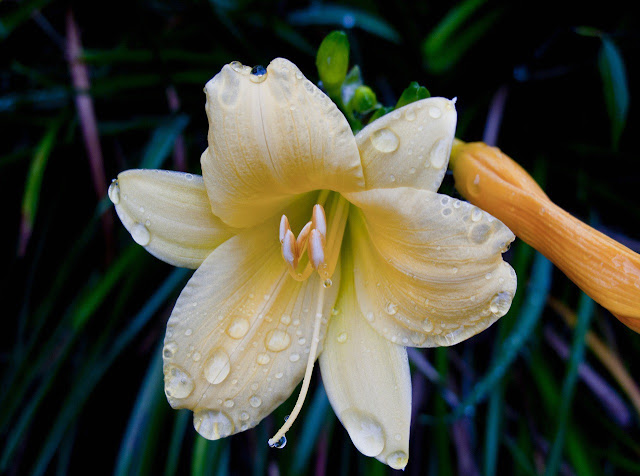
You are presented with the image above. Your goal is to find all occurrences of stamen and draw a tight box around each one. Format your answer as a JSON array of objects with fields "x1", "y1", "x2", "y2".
[
  {"x1": 279, "y1": 215, "x2": 291, "y2": 244},
  {"x1": 281, "y1": 230, "x2": 297, "y2": 270},
  {"x1": 308, "y1": 229, "x2": 326, "y2": 271},
  {"x1": 268, "y1": 283, "x2": 326, "y2": 448},
  {"x1": 311, "y1": 204, "x2": 327, "y2": 241},
  {"x1": 296, "y1": 221, "x2": 312, "y2": 256}
]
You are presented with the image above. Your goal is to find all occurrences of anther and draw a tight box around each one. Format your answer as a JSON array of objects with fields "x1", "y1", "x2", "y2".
[
  {"x1": 279, "y1": 215, "x2": 291, "y2": 244},
  {"x1": 296, "y1": 221, "x2": 312, "y2": 255},
  {"x1": 281, "y1": 230, "x2": 297, "y2": 270},
  {"x1": 308, "y1": 229, "x2": 326, "y2": 271},
  {"x1": 311, "y1": 204, "x2": 327, "y2": 241}
]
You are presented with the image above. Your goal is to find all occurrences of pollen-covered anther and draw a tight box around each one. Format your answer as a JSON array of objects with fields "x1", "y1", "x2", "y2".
[
  {"x1": 308, "y1": 229, "x2": 326, "y2": 271},
  {"x1": 311, "y1": 204, "x2": 327, "y2": 242},
  {"x1": 281, "y1": 229, "x2": 298, "y2": 270},
  {"x1": 279, "y1": 215, "x2": 290, "y2": 244}
]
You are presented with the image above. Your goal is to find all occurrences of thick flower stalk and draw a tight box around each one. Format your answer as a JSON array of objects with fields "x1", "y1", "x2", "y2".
[
  {"x1": 110, "y1": 59, "x2": 517, "y2": 469},
  {"x1": 449, "y1": 140, "x2": 640, "y2": 333}
]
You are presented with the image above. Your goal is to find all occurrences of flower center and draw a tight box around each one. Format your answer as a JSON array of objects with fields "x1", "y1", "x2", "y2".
[{"x1": 278, "y1": 192, "x2": 350, "y2": 286}]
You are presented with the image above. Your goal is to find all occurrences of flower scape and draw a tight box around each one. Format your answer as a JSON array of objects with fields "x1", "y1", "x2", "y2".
[{"x1": 109, "y1": 58, "x2": 517, "y2": 469}]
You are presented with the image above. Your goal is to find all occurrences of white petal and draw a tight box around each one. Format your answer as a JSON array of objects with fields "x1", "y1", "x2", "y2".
[
  {"x1": 319, "y1": 255, "x2": 411, "y2": 469},
  {"x1": 113, "y1": 169, "x2": 236, "y2": 269},
  {"x1": 355, "y1": 97, "x2": 456, "y2": 191},
  {"x1": 162, "y1": 193, "x2": 341, "y2": 439},
  {"x1": 201, "y1": 58, "x2": 364, "y2": 228},
  {"x1": 346, "y1": 187, "x2": 517, "y2": 347}
]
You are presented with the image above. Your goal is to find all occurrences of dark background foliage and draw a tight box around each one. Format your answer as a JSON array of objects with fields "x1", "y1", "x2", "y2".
[{"x1": 1, "y1": 1, "x2": 639, "y2": 475}]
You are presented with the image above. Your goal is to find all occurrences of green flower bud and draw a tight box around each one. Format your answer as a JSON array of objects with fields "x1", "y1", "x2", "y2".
[
  {"x1": 316, "y1": 31, "x2": 350, "y2": 88},
  {"x1": 350, "y1": 86, "x2": 377, "y2": 113}
]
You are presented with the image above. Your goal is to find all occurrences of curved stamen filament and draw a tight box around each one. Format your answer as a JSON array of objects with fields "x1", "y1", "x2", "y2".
[{"x1": 268, "y1": 283, "x2": 326, "y2": 447}]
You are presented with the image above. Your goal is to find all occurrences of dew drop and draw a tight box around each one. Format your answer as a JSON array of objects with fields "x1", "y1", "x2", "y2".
[
  {"x1": 280, "y1": 315, "x2": 291, "y2": 325},
  {"x1": 429, "y1": 138, "x2": 448, "y2": 169},
  {"x1": 298, "y1": 337, "x2": 306, "y2": 345},
  {"x1": 386, "y1": 451, "x2": 409, "y2": 470},
  {"x1": 485, "y1": 273, "x2": 493, "y2": 280},
  {"x1": 408, "y1": 167, "x2": 416, "y2": 174},
  {"x1": 256, "y1": 353, "x2": 271, "y2": 365},
  {"x1": 371, "y1": 128, "x2": 400, "y2": 153},
  {"x1": 441, "y1": 196, "x2": 450, "y2": 206},
  {"x1": 265, "y1": 329, "x2": 291, "y2": 352},
  {"x1": 131, "y1": 223, "x2": 151, "y2": 246},
  {"x1": 323, "y1": 279, "x2": 332, "y2": 288},
  {"x1": 185, "y1": 328, "x2": 193, "y2": 336},
  {"x1": 108, "y1": 180, "x2": 120, "y2": 204},
  {"x1": 203, "y1": 349, "x2": 231, "y2": 384},
  {"x1": 185, "y1": 173, "x2": 194, "y2": 181},
  {"x1": 249, "y1": 395, "x2": 262, "y2": 408},
  {"x1": 441, "y1": 208, "x2": 453, "y2": 217},
  {"x1": 240, "y1": 412, "x2": 250, "y2": 421},
  {"x1": 226, "y1": 317, "x2": 250, "y2": 339},
  {"x1": 469, "y1": 223, "x2": 491, "y2": 244},
  {"x1": 270, "y1": 435, "x2": 287, "y2": 449},
  {"x1": 453, "y1": 200, "x2": 462, "y2": 208},
  {"x1": 342, "y1": 410, "x2": 385, "y2": 457},
  {"x1": 249, "y1": 65, "x2": 267, "y2": 83},
  {"x1": 490, "y1": 292, "x2": 512, "y2": 317},
  {"x1": 337, "y1": 332, "x2": 348, "y2": 343},
  {"x1": 471, "y1": 208, "x2": 483, "y2": 222},
  {"x1": 164, "y1": 365, "x2": 194, "y2": 399},
  {"x1": 193, "y1": 410, "x2": 234, "y2": 440},
  {"x1": 385, "y1": 302, "x2": 398, "y2": 315},
  {"x1": 422, "y1": 318, "x2": 434, "y2": 332},
  {"x1": 163, "y1": 341, "x2": 178, "y2": 359},
  {"x1": 365, "y1": 312, "x2": 374, "y2": 322},
  {"x1": 229, "y1": 61, "x2": 244, "y2": 73},
  {"x1": 404, "y1": 108, "x2": 416, "y2": 121},
  {"x1": 429, "y1": 106, "x2": 442, "y2": 118},
  {"x1": 223, "y1": 399, "x2": 235, "y2": 408},
  {"x1": 289, "y1": 353, "x2": 300, "y2": 362}
]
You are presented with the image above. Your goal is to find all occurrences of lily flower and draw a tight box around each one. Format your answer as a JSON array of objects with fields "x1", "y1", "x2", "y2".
[
  {"x1": 449, "y1": 140, "x2": 640, "y2": 333},
  {"x1": 109, "y1": 58, "x2": 517, "y2": 469}
]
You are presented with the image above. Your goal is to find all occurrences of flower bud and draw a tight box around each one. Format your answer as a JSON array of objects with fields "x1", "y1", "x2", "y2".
[
  {"x1": 316, "y1": 31, "x2": 350, "y2": 88},
  {"x1": 450, "y1": 140, "x2": 640, "y2": 333}
]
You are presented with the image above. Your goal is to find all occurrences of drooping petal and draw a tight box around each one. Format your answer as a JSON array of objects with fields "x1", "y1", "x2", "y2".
[
  {"x1": 355, "y1": 97, "x2": 457, "y2": 191},
  {"x1": 319, "y1": 254, "x2": 411, "y2": 469},
  {"x1": 201, "y1": 58, "x2": 364, "y2": 228},
  {"x1": 113, "y1": 169, "x2": 236, "y2": 269},
  {"x1": 162, "y1": 194, "x2": 341, "y2": 440},
  {"x1": 346, "y1": 187, "x2": 517, "y2": 347}
]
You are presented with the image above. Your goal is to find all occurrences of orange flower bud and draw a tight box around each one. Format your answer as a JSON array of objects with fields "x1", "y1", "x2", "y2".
[{"x1": 450, "y1": 140, "x2": 640, "y2": 333}]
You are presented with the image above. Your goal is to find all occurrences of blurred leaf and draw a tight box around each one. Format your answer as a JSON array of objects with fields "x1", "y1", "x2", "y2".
[
  {"x1": 544, "y1": 293, "x2": 595, "y2": 476},
  {"x1": 139, "y1": 114, "x2": 190, "y2": 169},
  {"x1": 191, "y1": 436, "x2": 221, "y2": 476},
  {"x1": 316, "y1": 30, "x2": 350, "y2": 88},
  {"x1": 598, "y1": 36, "x2": 629, "y2": 150},
  {"x1": 289, "y1": 4, "x2": 401, "y2": 43},
  {"x1": 340, "y1": 65, "x2": 363, "y2": 108},
  {"x1": 423, "y1": 1, "x2": 502, "y2": 74},
  {"x1": 165, "y1": 411, "x2": 190, "y2": 476},
  {"x1": 0, "y1": 0, "x2": 53, "y2": 41},
  {"x1": 395, "y1": 81, "x2": 430, "y2": 109},
  {"x1": 368, "y1": 106, "x2": 393, "y2": 123}
]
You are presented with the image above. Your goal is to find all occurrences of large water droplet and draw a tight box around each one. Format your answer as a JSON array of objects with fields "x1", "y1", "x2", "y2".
[
  {"x1": 230, "y1": 61, "x2": 245, "y2": 73},
  {"x1": 429, "y1": 138, "x2": 448, "y2": 169},
  {"x1": 249, "y1": 65, "x2": 267, "y2": 83},
  {"x1": 164, "y1": 365, "x2": 194, "y2": 399},
  {"x1": 131, "y1": 223, "x2": 151, "y2": 246},
  {"x1": 265, "y1": 329, "x2": 291, "y2": 352},
  {"x1": 386, "y1": 450, "x2": 409, "y2": 470},
  {"x1": 108, "y1": 180, "x2": 120, "y2": 204},
  {"x1": 204, "y1": 349, "x2": 231, "y2": 384},
  {"x1": 490, "y1": 292, "x2": 512, "y2": 317},
  {"x1": 193, "y1": 410, "x2": 234, "y2": 440},
  {"x1": 226, "y1": 317, "x2": 250, "y2": 339},
  {"x1": 371, "y1": 128, "x2": 400, "y2": 153},
  {"x1": 249, "y1": 395, "x2": 262, "y2": 408},
  {"x1": 163, "y1": 341, "x2": 178, "y2": 359},
  {"x1": 469, "y1": 223, "x2": 491, "y2": 244},
  {"x1": 342, "y1": 410, "x2": 385, "y2": 457}
]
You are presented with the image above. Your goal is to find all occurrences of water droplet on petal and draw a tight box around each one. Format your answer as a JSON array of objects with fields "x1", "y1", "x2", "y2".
[
  {"x1": 131, "y1": 223, "x2": 151, "y2": 246},
  {"x1": 249, "y1": 65, "x2": 267, "y2": 83},
  {"x1": 337, "y1": 332, "x2": 348, "y2": 343},
  {"x1": 193, "y1": 410, "x2": 234, "y2": 440},
  {"x1": 249, "y1": 395, "x2": 262, "y2": 408},
  {"x1": 289, "y1": 353, "x2": 300, "y2": 362},
  {"x1": 226, "y1": 317, "x2": 250, "y2": 339},
  {"x1": 422, "y1": 318, "x2": 434, "y2": 332},
  {"x1": 429, "y1": 106, "x2": 442, "y2": 118},
  {"x1": 204, "y1": 349, "x2": 231, "y2": 384},
  {"x1": 240, "y1": 412, "x2": 250, "y2": 421},
  {"x1": 164, "y1": 365, "x2": 194, "y2": 399},
  {"x1": 371, "y1": 128, "x2": 400, "y2": 153},
  {"x1": 405, "y1": 108, "x2": 416, "y2": 121},
  {"x1": 386, "y1": 451, "x2": 409, "y2": 470},
  {"x1": 323, "y1": 279, "x2": 332, "y2": 288},
  {"x1": 256, "y1": 353, "x2": 271, "y2": 365},
  {"x1": 265, "y1": 329, "x2": 291, "y2": 352},
  {"x1": 429, "y1": 138, "x2": 448, "y2": 169},
  {"x1": 230, "y1": 61, "x2": 244, "y2": 73},
  {"x1": 108, "y1": 180, "x2": 120, "y2": 204},
  {"x1": 223, "y1": 399, "x2": 235, "y2": 408},
  {"x1": 471, "y1": 208, "x2": 483, "y2": 222},
  {"x1": 469, "y1": 223, "x2": 491, "y2": 244},
  {"x1": 441, "y1": 208, "x2": 453, "y2": 217},
  {"x1": 163, "y1": 341, "x2": 178, "y2": 359},
  {"x1": 342, "y1": 410, "x2": 385, "y2": 457},
  {"x1": 490, "y1": 292, "x2": 512, "y2": 317}
]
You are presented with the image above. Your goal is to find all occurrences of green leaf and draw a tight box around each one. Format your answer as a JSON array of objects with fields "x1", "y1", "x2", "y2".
[
  {"x1": 139, "y1": 114, "x2": 190, "y2": 169},
  {"x1": 395, "y1": 81, "x2": 431, "y2": 109},
  {"x1": 290, "y1": 5, "x2": 401, "y2": 44},
  {"x1": 0, "y1": 0, "x2": 54, "y2": 41},
  {"x1": 316, "y1": 31, "x2": 350, "y2": 88},
  {"x1": 340, "y1": 65, "x2": 363, "y2": 108},
  {"x1": 599, "y1": 36, "x2": 629, "y2": 150}
]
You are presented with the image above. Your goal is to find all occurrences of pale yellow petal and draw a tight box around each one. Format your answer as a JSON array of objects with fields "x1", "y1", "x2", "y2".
[
  {"x1": 162, "y1": 194, "x2": 341, "y2": 440},
  {"x1": 113, "y1": 169, "x2": 236, "y2": 269},
  {"x1": 201, "y1": 58, "x2": 364, "y2": 228},
  {"x1": 346, "y1": 187, "x2": 517, "y2": 347},
  {"x1": 319, "y1": 256, "x2": 411, "y2": 469},
  {"x1": 355, "y1": 97, "x2": 457, "y2": 191}
]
